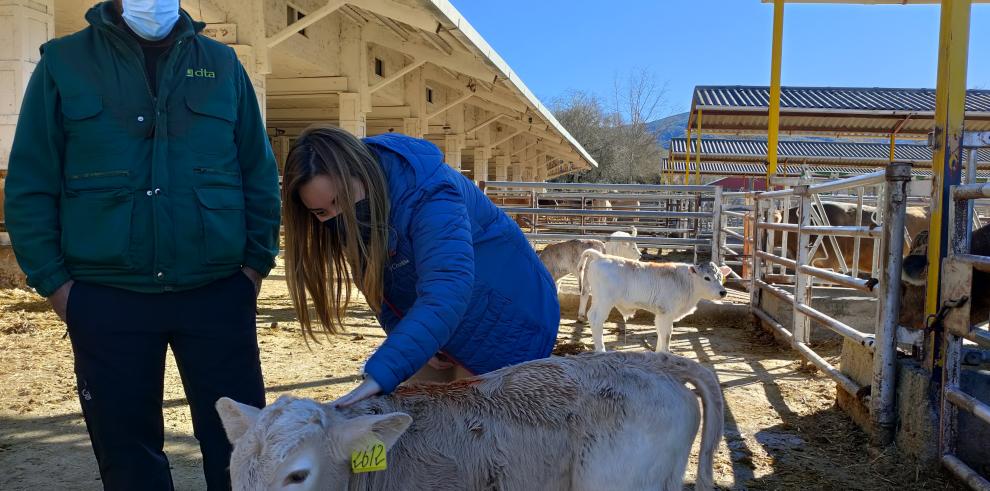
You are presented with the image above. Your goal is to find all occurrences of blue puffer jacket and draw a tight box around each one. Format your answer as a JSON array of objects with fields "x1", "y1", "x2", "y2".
[{"x1": 361, "y1": 134, "x2": 560, "y2": 393}]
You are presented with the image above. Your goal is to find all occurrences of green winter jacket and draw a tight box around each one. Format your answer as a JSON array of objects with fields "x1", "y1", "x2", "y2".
[{"x1": 4, "y1": 2, "x2": 280, "y2": 297}]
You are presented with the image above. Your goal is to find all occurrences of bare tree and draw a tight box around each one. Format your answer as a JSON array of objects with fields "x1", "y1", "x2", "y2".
[{"x1": 551, "y1": 69, "x2": 668, "y2": 183}]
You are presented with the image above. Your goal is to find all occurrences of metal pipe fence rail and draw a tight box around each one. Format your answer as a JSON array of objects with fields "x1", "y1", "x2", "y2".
[
  {"x1": 939, "y1": 179, "x2": 990, "y2": 491},
  {"x1": 745, "y1": 164, "x2": 911, "y2": 447},
  {"x1": 483, "y1": 181, "x2": 724, "y2": 264},
  {"x1": 717, "y1": 194, "x2": 753, "y2": 285}
]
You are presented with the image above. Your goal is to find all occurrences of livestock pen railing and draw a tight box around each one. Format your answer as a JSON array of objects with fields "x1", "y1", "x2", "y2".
[
  {"x1": 482, "y1": 181, "x2": 723, "y2": 264},
  {"x1": 939, "y1": 181, "x2": 990, "y2": 489},
  {"x1": 747, "y1": 164, "x2": 912, "y2": 445},
  {"x1": 717, "y1": 192, "x2": 753, "y2": 287}
]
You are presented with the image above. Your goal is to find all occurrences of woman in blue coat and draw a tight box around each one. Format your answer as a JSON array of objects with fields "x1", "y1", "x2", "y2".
[{"x1": 282, "y1": 126, "x2": 560, "y2": 405}]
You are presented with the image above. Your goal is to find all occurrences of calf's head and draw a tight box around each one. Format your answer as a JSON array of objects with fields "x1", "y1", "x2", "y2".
[
  {"x1": 216, "y1": 396, "x2": 412, "y2": 491},
  {"x1": 691, "y1": 262, "x2": 732, "y2": 300},
  {"x1": 606, "y1": 229, "x2": 641, "y2": 260}
]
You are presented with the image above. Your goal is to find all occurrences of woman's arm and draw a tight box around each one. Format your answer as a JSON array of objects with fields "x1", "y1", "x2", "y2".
[{"x1": 362, "y1": 183, "x2": 475, "y2": 394}]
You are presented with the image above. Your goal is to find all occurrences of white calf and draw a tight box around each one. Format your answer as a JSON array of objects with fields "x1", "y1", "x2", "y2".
[
  {"x1": 578, "y1": 249, "x2": 731, "y2": 352},
  {"x1": 604, "y1": 227, "x2": 640, "y2": 260},
  {"x1": 217, "y1": 351, "x2": 723, "y2": 491},
  {"x1": 539, "y1": 239, "x2": 607, "y2": 292}
]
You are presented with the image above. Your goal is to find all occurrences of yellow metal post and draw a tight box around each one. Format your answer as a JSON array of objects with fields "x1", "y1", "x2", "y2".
[
  {"x1": 767, "y1": 0, "x2": 784, "y2": 186},
  {"x1": 889, "y1": 134, "x2": 896, "y2": 162},
  {"x1": 684, "y1": 127, "x2": 692, "y2": 184},
  {"x1": 926, "y1": 0, "x2": 971, "y2": 367},
  {"x1": 695, "y1": 109, "x2": 703, "y2": 184}
]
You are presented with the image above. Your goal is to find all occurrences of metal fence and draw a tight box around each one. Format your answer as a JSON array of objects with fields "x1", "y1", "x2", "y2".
[
  {"x1": 717, "y1": 192, "x2": 752, "y2": 286},
  {"x1": 482, "y1": 181, "x2": 723, "y2": 263},
  {"x1": 747, "y1": 164, "x2": 912, "y2": 444},
  {"x1": 939, "y1": 182, "x2": 990, "y2": 490}
]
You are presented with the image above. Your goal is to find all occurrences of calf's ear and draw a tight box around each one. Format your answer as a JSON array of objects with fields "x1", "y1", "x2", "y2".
[
  {"x1": 216, "y1": 397, "x2": 262, "y2": 444},
  {"x1": 341, "y1": 412, "x2": 413, "y2": 451},
  {"x1": 689, "y1": 265, "x2": 697, "y2": 274},
  {"x1": 719, "y1": 265, "x2": 733, "y2": 279}
]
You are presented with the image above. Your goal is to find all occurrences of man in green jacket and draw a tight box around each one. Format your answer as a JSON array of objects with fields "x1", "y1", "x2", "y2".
[{"x1": 4, "y1": 0, "x2": 280, "y2": 488}]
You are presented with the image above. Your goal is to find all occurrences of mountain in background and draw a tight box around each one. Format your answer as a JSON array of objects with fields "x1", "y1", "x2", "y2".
[{"x1": 646, "y1": 112, "x2": 690, "y2": 149}]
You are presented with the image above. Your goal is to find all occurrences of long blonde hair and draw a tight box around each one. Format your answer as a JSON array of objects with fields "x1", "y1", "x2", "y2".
[{"x1": 282, "y1": 126, "x2": 390, "y2": 340}]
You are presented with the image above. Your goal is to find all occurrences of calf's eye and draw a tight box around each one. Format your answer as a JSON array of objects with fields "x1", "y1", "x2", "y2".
[
  {"x1": 704, "y1": 277, "x2": 711, "y2": 282},
  {"x1": 284, "y1": 470, "x2": 310, "y2": 485}
]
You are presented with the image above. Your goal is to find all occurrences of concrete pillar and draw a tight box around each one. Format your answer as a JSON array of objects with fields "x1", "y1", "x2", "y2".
[
  {"x1": 1, "y1": 1, "x2": 52, "y2": 288},
  {"x1": 339, "y1": 16, "x2": 368, "y2": 137},
  {"x1": 1, "y1": 1, "x2": 54, "y2": 173},
  {"x1": 536, "y1": 162, "x2": 548, "y2": 182},
  {"x1": 402, "y1": 65, "x2": 424, "y2": 137},
  {"x1": 512, "y1": 161, "x2": 524, "y2": 181},
  {"x1": 403, "y1": 118, "x2": 422, "y2": 138},
  {"x1": 473, "y1": 147, "x2": 490, "y2": 184},
  {"x1": 495, "y1": 155, "x2": 509, "y2": 182},
  {"x1": 444, "y1": 133, "x2": 464, "y2": 169},
  {"x1": 339, "y1": 92, "x2": 367, "y2": 137}
]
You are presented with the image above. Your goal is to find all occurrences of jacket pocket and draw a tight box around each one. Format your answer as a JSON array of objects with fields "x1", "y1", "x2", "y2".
[
  {"x1": 181, "y1": 93, "x2": 236, "y2": 156},
  {"x1": 195, "y1": 187, "x2": 246, "y2": 265},
  {"x1": 61, "y1": 188, "x2": 134, "y2": 269},
  {"x1": 61, "y1": 95, "x2": 103, "y2": 120},
  {"x1": 61, "y1": 95, "x2": 120, "y2": 158}
]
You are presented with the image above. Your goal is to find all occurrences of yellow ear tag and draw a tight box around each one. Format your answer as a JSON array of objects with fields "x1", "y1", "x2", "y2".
[{"x1": 350, "y1": 437, "x2": 387, "y2": 474}]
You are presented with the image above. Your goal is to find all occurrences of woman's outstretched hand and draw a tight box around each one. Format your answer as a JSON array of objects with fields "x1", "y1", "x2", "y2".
[
  {"x1": 333, "y1": 376, "x2": 382, "y2": 408},
  {"x1": 427, "y1": 355, "x2": 454, "y2": 370}
]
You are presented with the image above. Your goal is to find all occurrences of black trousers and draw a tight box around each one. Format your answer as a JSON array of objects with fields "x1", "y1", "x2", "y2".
[{"x1": 66, "y1": 272, "x2": 265, "y2": 490}]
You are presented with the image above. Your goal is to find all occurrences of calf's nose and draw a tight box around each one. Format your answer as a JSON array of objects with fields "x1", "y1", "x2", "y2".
[{"x1": 719, "y1": 290, "x2": 727, "y2": 298}]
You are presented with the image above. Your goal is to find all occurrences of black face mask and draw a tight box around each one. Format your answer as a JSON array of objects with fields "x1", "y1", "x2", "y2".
[{"x1": 324, "y1": 198, "x2": 373, "y2": 246}]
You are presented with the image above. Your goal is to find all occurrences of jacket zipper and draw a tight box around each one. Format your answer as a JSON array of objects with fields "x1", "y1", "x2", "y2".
[
  {"x1": 193, "y1": 167, "x2": 240, "y2": 176},
  {"x1": 102, "y1": 22, "x2": 190, "y2": 284},
  {"x1": 68, "y1": 170, "x2": 130, "y2": 180}
]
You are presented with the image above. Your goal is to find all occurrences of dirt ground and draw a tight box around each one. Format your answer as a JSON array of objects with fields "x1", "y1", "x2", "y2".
[{"x1": 0, "y1": 256, "x2": 965, "y2": 490}]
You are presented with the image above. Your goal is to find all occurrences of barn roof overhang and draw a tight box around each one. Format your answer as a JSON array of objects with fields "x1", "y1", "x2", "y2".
[
  {"x1": 668, "y1": 137, "x2": 990, "y2": 168},
  {"x1": 688, "y1": 85, "x2": 990, "y2": 138}
]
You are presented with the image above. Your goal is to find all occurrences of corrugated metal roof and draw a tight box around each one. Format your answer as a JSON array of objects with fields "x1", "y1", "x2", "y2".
[
  {"x1": 662, "y1": 159, "x2": 990, "y2": 179},
  {"x1": 693, "y1": 86, "x2": 990, "y2": 113},
  {"x1": 668, "y1": 138, "x2": 990, "y2": 166},
  {"x1": 686, "y1": 86, "x2": 990, "y2": 137}
]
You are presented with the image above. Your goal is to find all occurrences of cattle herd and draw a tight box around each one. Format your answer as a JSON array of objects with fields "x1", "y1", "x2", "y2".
[{"x1": 211, "y1": 201, "x2": 988, "y2": 491}]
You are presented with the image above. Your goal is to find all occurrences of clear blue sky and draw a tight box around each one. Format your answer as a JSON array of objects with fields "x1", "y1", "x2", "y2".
[{"x1": 450, "y1": 1, "x2": 990, "y2": 117}]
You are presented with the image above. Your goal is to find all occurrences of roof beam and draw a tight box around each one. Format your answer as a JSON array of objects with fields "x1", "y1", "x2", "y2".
[
  {"x1": 511, "y1": 139, "x2": 540, "y2": 157},
  {"x1": 466, "y1": 113, "x2": 503, "y2": 135},
  {"x1": 420, "y1": 65, "x2": 529, "y2": 115},
  {"x1": 267, "y1": 0, "x2": 347, "y2": 48},
  {"x1": 491, "y1": 128, "x2": 521, "y2": 147},
  {"x1": 369, "y1": 59, "x2": 426, "y2": 93},
  {"x1": 364, "y1": 23, "x2": 494, "y2": 83},
  {"x1": 419, "y1": 31, "x2": 454, "y2": 55},
  {"x1": 268, "y1": 77, "x2": 349, "y2": 95},
  {"x1": 425, "y1": 92, "x2": 474, "y2": 120},
  {"x1": 354, "y1": 0, "x2": 440, "y2": 33}
]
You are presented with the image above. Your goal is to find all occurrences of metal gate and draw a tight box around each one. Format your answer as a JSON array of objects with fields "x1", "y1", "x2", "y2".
[
  {"x1": 748, "y1": 164, "x2": 911, "y2": 444},
  {"x1": 938, "y1": 133, "x2": 990, "y2": 490}
]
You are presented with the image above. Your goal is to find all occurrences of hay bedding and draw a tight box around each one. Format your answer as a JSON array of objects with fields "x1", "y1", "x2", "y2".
[{"x1": 0, "y1": 258, "x2": 962, "y2": 490}]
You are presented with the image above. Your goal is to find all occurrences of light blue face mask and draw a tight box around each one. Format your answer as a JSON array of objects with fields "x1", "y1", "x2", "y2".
[{"x1": 121, "y1": 0, "x2": 180, "y2": 41}]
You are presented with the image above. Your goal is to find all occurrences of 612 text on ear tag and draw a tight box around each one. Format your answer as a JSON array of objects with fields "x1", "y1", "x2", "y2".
[{"x1": 350, "y1": 438, "x2": 387, "y2": 474}]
